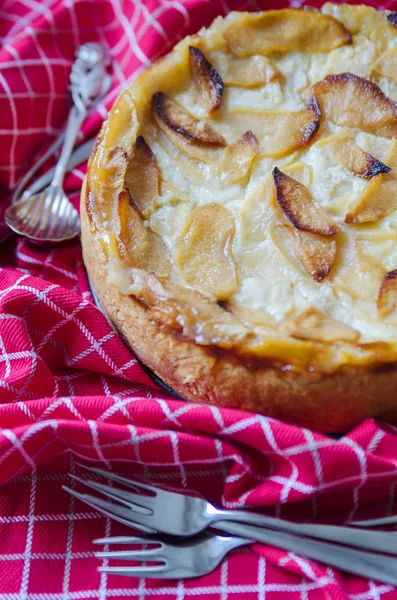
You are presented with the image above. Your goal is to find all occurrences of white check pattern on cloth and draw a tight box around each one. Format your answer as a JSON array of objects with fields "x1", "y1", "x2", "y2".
[{"x1": 2, "y1": 0, "x2": 397, "y2": 598}]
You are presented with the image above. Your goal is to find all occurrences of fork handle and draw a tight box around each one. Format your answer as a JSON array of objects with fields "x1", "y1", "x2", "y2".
[
  {"x1": 51, "y1": 105, "x2": 86, "y2": 188},
  {"x1": 211, "y1": 509, "x2": 397, "y2": 555},
  {"x1": 216, "y1": 521, "x2": 397, "y2": 586}
]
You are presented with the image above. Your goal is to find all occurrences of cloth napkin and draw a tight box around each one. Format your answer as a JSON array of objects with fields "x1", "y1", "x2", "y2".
[{"x1": 2, "y1": 0, "x2": 397, "y2": 599}]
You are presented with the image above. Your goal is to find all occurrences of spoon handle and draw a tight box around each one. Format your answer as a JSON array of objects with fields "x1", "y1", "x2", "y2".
[
  {"x1": 51, "y1": 43, "x2": 110, "y2": 188},
  {"x1": 51, "y1": 106, "x2": 86, "y2": 188}
]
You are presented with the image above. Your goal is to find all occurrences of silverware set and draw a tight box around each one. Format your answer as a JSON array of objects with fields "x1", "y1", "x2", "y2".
[
  {"x1": 2, "y1": 43, "x2": 110, "y2": 244},
  {"x1": 64, "y1": 464, "x2": 397, "y2": 584}
]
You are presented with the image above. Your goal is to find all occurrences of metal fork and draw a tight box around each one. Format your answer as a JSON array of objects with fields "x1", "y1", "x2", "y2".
[
  {"x1": 94, "y1": 533, "x2": 250, "y2": 579},
  {"x1": 63, "y1": 464, "x2": 397, "y2": 555},
  {"x1": 5, "y1": 43, "x2": 109, "y2": 243},
  {"x1": 92, "y1": 529, "x2": 397, "y2": 584}
]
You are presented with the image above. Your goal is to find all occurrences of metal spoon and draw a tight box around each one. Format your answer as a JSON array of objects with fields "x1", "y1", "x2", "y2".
[{"x1": 5, "y1": 43, "x2": 110, "y2": 243}]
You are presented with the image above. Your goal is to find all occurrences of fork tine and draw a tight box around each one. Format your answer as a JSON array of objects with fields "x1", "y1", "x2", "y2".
[
  {"x1": 75, "y1": 463, "x2": 160, "y2": 495},
  {"x1": 97, "y1": 566, "x2": 167, "y2": 578},
  {"x1": 93, "y1": 536, "x2": 160, "y2": 545},
  {"x1": 69, "y1": 474, "x2": 154, "y2": 512},
  {"x1": 95, "y1": 548, "x2": 165, "y2": 560},
  {"x1": 62, "y1": 486, "x2": 156, "y2": 533}
]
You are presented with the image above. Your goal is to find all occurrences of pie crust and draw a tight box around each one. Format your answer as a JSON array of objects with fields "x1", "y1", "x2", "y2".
[{"x1": 81, "y1": 3, "x2": 397, "y2": 431}]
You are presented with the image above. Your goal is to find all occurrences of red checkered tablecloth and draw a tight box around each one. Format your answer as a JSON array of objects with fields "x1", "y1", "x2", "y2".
[{"x1": 2, "y1": 0, "x2": 397, "y2": 598}]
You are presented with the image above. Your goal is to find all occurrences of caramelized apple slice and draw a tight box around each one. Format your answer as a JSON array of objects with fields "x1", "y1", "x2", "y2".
[
  {"x1": 147, "y1": 232, "x2": 171, "y2": 279},
  {"x1": 223, "y1": 10, "x2": 351, "y2": 56},
  {"x1": 372, "y1": 47, "x2": 397, "y2": 83},
  {"x1": 281, "y1": 308, "x2": 359, "y2": 342},
  {"x1": 345, "y1": 139, "x2": 397, "y2": 223},
  {"x1": 239, "y1": 175, "x2": 274, "y2": 245},
  {"x1": 86, "y1": 147, "x2": 128, "y2": 233},
  {"x1": 125, "y1": 136, "x2": 160, "y2": 218},
  {"x1": 311, "y1": 73, "x2": 397, "y2": 138},
  {"x1": 141, "y1": 273, "x2": 251, "y2": 347},
  {"x1": 218, "y1": 131, "x2": 258, "y2": 183},
  {"x1": 153, "y1": 93, "x2": 226, "y2": 145},
  {"x1": 273, "y1": 167, "x2": 337, "y2": 235},
  {"x1": 272, "y1": 224, "x2": 337, "y2": 281},
  {"x1": 117, "y1": 190, "x2": 171, "y2": 276},
  {"x1": 216, "y1": 54, "x2": 281, "y2": 88},
  {"x1": 189, "y1": 46, "x2": 224, "y2": 113},
  {"x1": 378, "y1": 270, "x2": 397, "y2": 317},
  {"x1": 117, "y1": 190, "x2": 150, "y2": 269},
  {"x1": 325, "y1": 136, "x2": 391, "y2": 179},
  {"x1": 175, "y1": 203, "x2": 237, "y2": 300},
  {"x1": 388, "y1": 12, "x2": 397, "y2": 27},
  {"x1": 227, "y1": 96, "x2": 320, "y2": 158}
]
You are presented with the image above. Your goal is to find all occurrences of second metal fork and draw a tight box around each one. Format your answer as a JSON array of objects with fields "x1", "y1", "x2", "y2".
[{"x1": 63, "y1": 463, "x2": 397, "y2": 555}]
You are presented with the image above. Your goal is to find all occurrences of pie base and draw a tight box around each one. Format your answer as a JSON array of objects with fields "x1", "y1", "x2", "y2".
[{"x1": 81, "y1": 190, "x2": 397, "y2": 432}]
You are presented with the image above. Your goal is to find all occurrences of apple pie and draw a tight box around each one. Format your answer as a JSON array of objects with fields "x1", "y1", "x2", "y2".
[{"x1": 81, "y1": 3, "x2": 397, "y2": 432}]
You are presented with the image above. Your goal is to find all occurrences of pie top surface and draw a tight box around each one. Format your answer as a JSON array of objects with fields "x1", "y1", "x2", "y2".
[{"x1": 85, "y1": 3, "x2": 397, "y2": 374}]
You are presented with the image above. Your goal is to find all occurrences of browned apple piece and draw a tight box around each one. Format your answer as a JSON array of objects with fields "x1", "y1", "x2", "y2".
[
  {"x1": 378, "y1": 270, "x2": 397, "y2": 317},
  {"x1": 189, "y1": 46, "x2": 224, "y2": 113},
  {"x1": 117, "y1": 190, "x2": 150, "y2": 269},
  {"x1": 272, "y1": 224, "x2": 337, "y2": 281},
  {"x1": 223, "y1": 10, "x2": 351, "y2": 56},
  {"x1": 141, "y1": 273, "x2": 252, "y2": 347},
  {"x1": 86, "y1": 147, "x2": 128, "y2": 233},
  {"x1": 273, "y1": 167, "x2": 338, "y2": 235},
  {"x1": 218, "y1": 131, "x2": 258, "y2": 183},
  {"x1": 239, "y1": 175, "x2": 274, "y2": 244},
  {"x1": 153, "y1": 92, "x2": 226, "y2": 145},
  {"x1": 345, "y1": 139, "x2": 397, "y2": 223},
  {"x1": 281, "y1": 308, "x2": 360, "y2": 342},
  {"x1": 147, "y1": 233, "x2": 171, "y2": 279},
  {"x1": 228, "y1": 96, "x2": 320, "y2": 158},
  {"x1": 387, "y1": 12, "x2": 397, "y2": 27},
  {"x1": 219, "y1": 54, "x2": 281, "y2": 88},
  {"x1": 326, "y1": 137, "x2": 391, "y2": 179},
  {"x1": 175, "y1": 203, "x2": 237, "y2": 300},
  {"x1": 311, "y1": 73, "x2": 397, "y2": 138},
  {"x1": 125, "y1": 136, "x2": 160, "y2": 218},
  {"x1": 372, "y1": 47, "x2": 397, "y2": 83}
]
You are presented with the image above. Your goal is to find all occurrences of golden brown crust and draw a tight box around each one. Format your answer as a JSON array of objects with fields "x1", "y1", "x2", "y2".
[{"x1": 82, "y1": 185, "x2": 397, "y2": 433}]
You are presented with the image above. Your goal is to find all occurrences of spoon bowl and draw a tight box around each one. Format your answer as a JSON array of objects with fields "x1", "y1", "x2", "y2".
[{"x1": 5, "y1": 186, "x2": 80, "y2": 243}]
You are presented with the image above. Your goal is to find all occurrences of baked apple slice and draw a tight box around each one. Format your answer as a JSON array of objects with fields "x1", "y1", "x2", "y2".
[
  {"x1": 273, "y1": 167, "x2": 338, "y2": 235},
  {"x1": 153, "y1": 93, "x2": 226, "y2": 145},
  {"x1": 378, "y1": 270, "x2": 397, "y2": 317},
  {"x1": 311, "y1": 73, "x2": 397, "y2": 138},
  {"x1": 117, "y1": 190, "x2": 150, "y2": 268},
  {"x1": 324, "y1": 136, "x2": 391, "y2": 179},
  {"x1": 86, "y1": 146, "x2": 128, "y2": 233},
  {"x1": 372, "y1": 47, "x2": 397, "y2": 83},
  {"x1": 117, "y1": 190, "x2": 170, "y2": 277},
  {"x1": 282, "y1": 162, "x2": 312, "y2": 187},
  {"x1": 281, "y1": 308, "x2": 359, "y2": 342},
  {"x1": 239, "y1": 174, "x2": 274, "y2": 244},
  {"x1": 227, "y1": 96, "x2": 321, "y2": 157},
  {"x1": 141, "y1": 273, "x2": 251, "y2": 347},
  {"x1": 215, "y1": 54, "x2": 281, "y2": 88},
  {"x1": 218, "y1": 131, "x2": 258, "y2": 183},
  {"x1": 272, "y1": 224, "x2": 337, "y2": 281},
  {"x1": 223, "y1": 10, "x2": 351, "y2": 56},
  {"x1": 125, "y1": 136, "x2": 160, "y2": 218},
  {"x1": 189, "y1": 46, "x2": 224, "y2": 113},
  {"x1": 153, "y1": 92, "x2": 226, "y2": 162},
  {"x1": 345, "y1": 139, "x2": 397, "y2": 223},
  {"x1": 175, "y1": 203, "x2": 237, "y2": 300}
]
